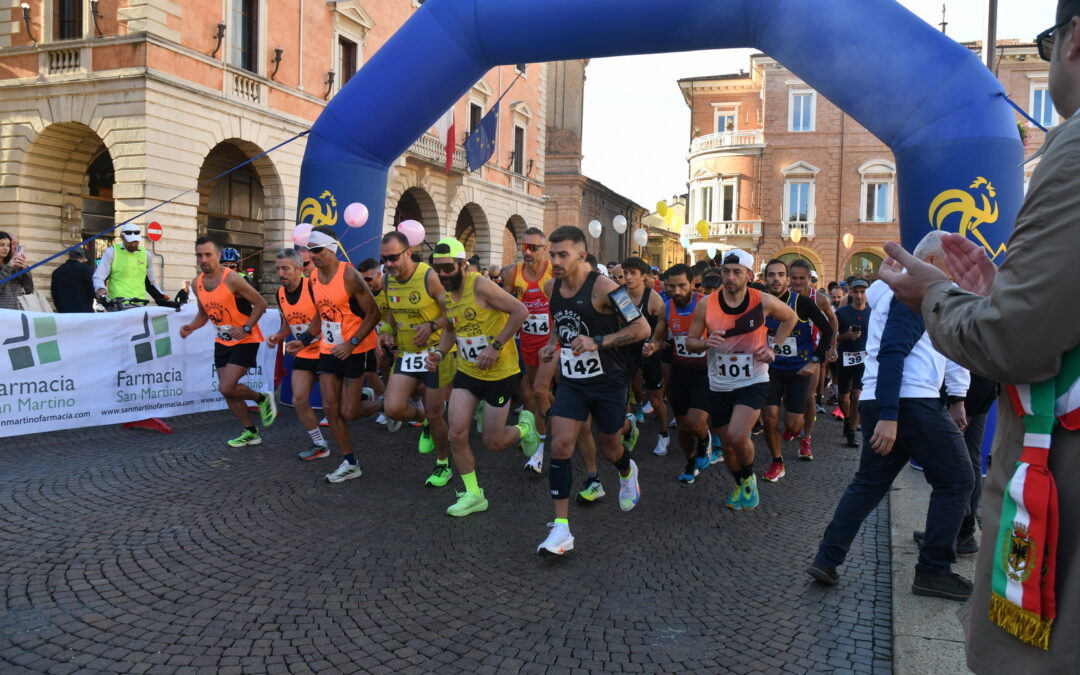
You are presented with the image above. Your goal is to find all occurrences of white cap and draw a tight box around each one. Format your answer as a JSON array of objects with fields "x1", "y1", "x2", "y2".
[
  {"x1": 719, "y1": 248, "x2": 754, "y2": 271},
  {"x1": 120, "y1": 226, "x2": 141, "y2": 243},
  {"x1": 810, "y1": 270, "x2": 819, "y2": 280},
  {"x1": 597, "y1": 263, "x2": 609, "y2": 277}
]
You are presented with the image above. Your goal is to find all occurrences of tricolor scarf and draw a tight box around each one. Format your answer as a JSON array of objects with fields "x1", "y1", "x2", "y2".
[{"x1": 996, "y1": 348, "x2": 1080, "y2": 649}]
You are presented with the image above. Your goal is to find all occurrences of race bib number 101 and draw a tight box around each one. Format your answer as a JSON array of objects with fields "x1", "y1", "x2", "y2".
[{"x1": 711, "y1": 353, "x2": 754, "y2": 384}]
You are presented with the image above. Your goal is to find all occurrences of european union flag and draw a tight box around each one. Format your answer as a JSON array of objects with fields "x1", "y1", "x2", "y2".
[{"x1": 465, "y1": 102, "x2": 499, "y2": 172}]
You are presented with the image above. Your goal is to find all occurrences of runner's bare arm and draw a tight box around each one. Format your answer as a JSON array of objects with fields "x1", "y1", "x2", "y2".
[
  {"x1": 425, "y1": 320, "x2": 457, "y2": 371},
  {"x1": 179, "y1": 277, "x2": 209, "y2": 337},
  {"x1": 268, "y1": 309, "x2": 290, "y2": 347},
  {"x1": 476, "y1": 275, "x2": 528, "y2": 345},
  {"x1": 225, "y1": 271, "x2": 268, "y2": 330},
  {"x1": 585, "y1": 275, "x2": 650, "y2": 348},
  {"x1": 763, "y1": 292, "x2": 797, "y2": 346},
  {"x1": 648, "y1": 290, "x2": 667, "y2": 347},
  {"x1": 684, "y1": 296, "x2": 710, "y2": 353},
  {"x1": 500, "y1": 264, "x2": 517, "y2": 294},
  {"x1": 343, "y1": 266, "x2": 380, "y2": 346},
  {"x1": 818, "y1": 290, "x2": 839, "y2": 359}
]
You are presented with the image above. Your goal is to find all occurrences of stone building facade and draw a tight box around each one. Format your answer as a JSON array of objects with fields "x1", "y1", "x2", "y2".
[
  {"x1": 677, "y1": 40, "x2": 1052, "y2": 282},
  {"x1": 0, "y1": 0, "x2": 546, "y2": 299}
]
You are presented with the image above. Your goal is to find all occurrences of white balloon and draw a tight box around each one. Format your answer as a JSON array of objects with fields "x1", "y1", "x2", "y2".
[
  {"x1": 612, "y1": 214, "x2": 628, "y2": 234},
  {"x1": 633, "y1": 228, "x2": 648, "y2": 247},
  {"x1": 588, "y1": 219, "x2": 602, "y2": 238},
  {"x1": 706, "y1": 244, "x2": 718, "y2": 259}
]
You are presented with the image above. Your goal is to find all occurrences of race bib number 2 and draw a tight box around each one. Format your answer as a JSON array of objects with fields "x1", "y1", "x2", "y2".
[
  {"x1": 674, "y1": 335, "x2": 705, "y2": 358},
  {"x1": 400, "y1": 351, "x2": 429, "y2": 373},
  {"x1": 522, "y1": 313, "x2": 550, "y2": 335},
  {"x1": 560, "y1": 347, "x2": 603, "y2": 379}
]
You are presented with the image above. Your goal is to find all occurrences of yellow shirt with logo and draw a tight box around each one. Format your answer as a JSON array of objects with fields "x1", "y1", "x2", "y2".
[
  {"x1": 445, "y1": 272, "x2": 520, "y2": 382},
  {"x1": 386, "y1": 262, "x2": 441, "y2": 352}
]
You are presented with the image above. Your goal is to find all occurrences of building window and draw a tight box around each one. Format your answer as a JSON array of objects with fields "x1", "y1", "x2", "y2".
[
  {"x1": 512, "y1": 125, "x2": 525, "y2": 175},
  {"x1": 845, "y1": 252, "x2": 883, "y2": 278},
  {"x1": 231, "y1": 0, "x2": 258, "y2": 72},
  {"x1": 698, "y1": 185, "x2": 714, "y2": 223},
  {"x1": 715, "y1": 111, "x2": 736, "y2": 133},
  {"x1": 470, "y1": 103, "x2": 483, "y2": 134},
  {"x1": 720, "y1": 181, "x2": 736, "y2": 221},
  {"x1": 784, "y1": 180, "x2": 813, "y2": 222},
  {"x1": 339, "y1": 37, "x2": 358, "y2": 86},
  {"x1": 863, "y1": 182, "x2": 891, "y2": 222},
  {"x1": 54, "y1": 0, "x2": 82, "y2": 40},
  {"x1": 789, "y1": 90, "x2": 815, "y2": 132},
  {"x1": 1032, "y1": 84, "x2": 1058, "y2": 128}
]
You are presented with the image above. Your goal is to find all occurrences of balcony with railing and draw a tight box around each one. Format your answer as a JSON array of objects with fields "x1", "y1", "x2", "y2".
[
  {"x1": 405, "y1": 132, "x2": 469, "y2": 172},
  {"x1": 689, "y1": 129, "x2": 765, "y2": 156},
  {"x1": 227, "y1": 68, "x2": 264, "y2": 105},
  {"x1": 40, "y1": 44, "x2": 89, "y2": 76},
  {"x1": 781, "y1": 221, "x2": 816, "y2": 239},
  {"x1": 685, "y1": 220, "x2": 764, "y2": 249}
]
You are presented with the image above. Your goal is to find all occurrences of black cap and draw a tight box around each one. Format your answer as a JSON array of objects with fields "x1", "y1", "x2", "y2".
[{"x1": 849, "y1": 279, "x2": 869, "y2": 289}]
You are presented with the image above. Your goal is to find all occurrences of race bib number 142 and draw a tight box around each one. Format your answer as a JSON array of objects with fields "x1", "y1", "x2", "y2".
[{"x1": 560, "y1": 347, "x2": 603, "y2": 379}]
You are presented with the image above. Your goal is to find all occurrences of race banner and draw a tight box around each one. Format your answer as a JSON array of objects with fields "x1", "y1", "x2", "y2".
[{"x1": 0, "y1": 305, "x2": 277, "y2": 438}]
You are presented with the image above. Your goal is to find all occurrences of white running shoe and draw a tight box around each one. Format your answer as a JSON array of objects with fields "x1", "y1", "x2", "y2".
[
  {"x1": 536, "y1": 522, "x2": 574, "y2": 556},
  {"x1": 618, "y1": 459, "x2": 641, "y2": 512},
  {"x1": 668, "y1": 417, "x2": 678, "y2": 429},
  {"x1": 375, "y1": 413, "x2": 388, "y2": 425},
  {"x1": 386, "y1": 417, "x2": 403, "y2": 432},
  {"x1": 525, "y1": 444, "x2": 544, "y2": 474},
  {"x1": 652, "y1": 435, "x2": 669, "y2": 456},
  {"x1": 325, "y1": 460, "x2": 363, "y2": 483},
  {"x1": 642, "y1": 400, "x2": 654, "y2": 414}
]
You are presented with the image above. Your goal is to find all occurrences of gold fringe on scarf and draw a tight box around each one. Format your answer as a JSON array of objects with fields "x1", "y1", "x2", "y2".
[{"x1": 989, "y1": 593, "x2": 1053, "y2": 650}]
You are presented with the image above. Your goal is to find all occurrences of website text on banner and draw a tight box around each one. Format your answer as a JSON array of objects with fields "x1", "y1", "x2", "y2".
[{"x1": 0, "y1": 306, "x2": 276, "y2": 438}]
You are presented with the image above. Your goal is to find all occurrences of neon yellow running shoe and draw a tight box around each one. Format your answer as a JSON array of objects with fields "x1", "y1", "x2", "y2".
[
  {"x1": 518, "y1": 410, "x2": 539, "y2": 457},
  {"x1": 425, "y1": 462, "x2": 452, "y2": 487},
  {"x1": 257, "y1": 392, "x2": 277, "y2": 427},
  {"x1": 725, "y1": 479, "x2": 743, "y2": 510},
  {"x1": 447, "y1": 490, "x2": 488, "y2": 517},
  {"x1": 622, "y1": 414, "x2": 639, "y2": 453},
  {"x1": 418, "y1": 421, "x2": 434, "y2": 454},
  {"x1": 227, "y1": 429, "x2": 261, "y2": 447}
]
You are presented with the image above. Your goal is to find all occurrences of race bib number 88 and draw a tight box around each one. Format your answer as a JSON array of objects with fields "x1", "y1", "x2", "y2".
[{"x1": 560, "y1": 347, "x2": 603, "y2": 379}]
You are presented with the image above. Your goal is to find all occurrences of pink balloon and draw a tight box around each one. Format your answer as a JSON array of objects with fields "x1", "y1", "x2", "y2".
[
  {"x1": 292, "y1": 223, "x2": 313, "y2": 246},
  {"x1": 343, "y1": 202, "x2": 368, "y2": 228},
  {"x1": 397, "y1": 220, "x2": 426, "y2": 247}
]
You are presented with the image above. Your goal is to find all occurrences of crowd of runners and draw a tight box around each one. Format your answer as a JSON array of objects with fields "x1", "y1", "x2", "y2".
[{"x1": 179, "y1": 224, "x2": 972, "y2": 563}]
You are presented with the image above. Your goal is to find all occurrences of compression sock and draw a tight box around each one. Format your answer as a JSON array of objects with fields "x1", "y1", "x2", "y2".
[
  {"x1": 614, "y1": 449, "x2": 632, "y2": 477},
  {"x1": 461, "y1": 471, "x2": 481, "y2": 496},
  {"x1": 549, "y1": 458, "x2": 572, "y2": 499},
  {"x1": 344, "y1": 454, "x2": 358, "y2": 466}
]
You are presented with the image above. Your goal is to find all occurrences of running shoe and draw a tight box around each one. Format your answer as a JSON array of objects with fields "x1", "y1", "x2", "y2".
[
  {"x1": 668, "y1": 417, "x2": 678, "y2": 429},
  {"x1": 642, "y1": 400, "x2": 654, "y2": 414},
  {"x1": 677, "y1": 463, "x2": 699, "y2": 484},
  {"x1": 576, "y1": 478, "x2": 605, "y2": 503},
  {"x1": 751, "y1": 421, "x2": 763, "y2": 435},
  {"x1": 518, "y1": 410, "x2": 540, "y2": 457},
  {"x1": 537, "y1": 522, "x2": 574, "y2": 556},
  {"x1": 652, "y1": 434, "x2": 669, "y2": 456},
  {"x1": 375, "y1": 413, "x2": 388, "y2": 425},
  {"x1": 708, "y1": 448, "x2": 724, "y2": 465},
  {"x1": 227, "y1": 429, "x2": 261, "y2": 447},
  {"x1": 513, "y1": 405, "x2": 524, "y2": 414},
  {"x1": 909, "y1": 459, "x2": 924, "y2": 471},
  {"x1": 695, "y1": 452, "x2": 710, "y2": 471},
  {"x1": 816, "y1": 403, "x2": 826, "y2": 414},
  {"x1": 475, "y1": 402, "x2": 485, "y2": 433},
  {"x1": 298, "y1": 445, "x2": 330, "y2": 461},
  {"x1": 525, "y1": 445, "x2": 544, "y2": 474},
  {"x1": 325, "y1": 460, "x2": 362, "y2": 483},
  {"x1": 622, "y1": 415, "x2": 639, "y2": 453},
  {"x1": 618, "y1": 459, "x2": 641, "y2": 512},
  {"x1": 319, "y1": 417, "x2": 330, "y2": 427},
  {"x1": 725, "y1": 480, "x2": 743, "y2": 509},
  {"x1": 832, "y1": 406, "x2": 845, "y2": 420},
  {"x1": 425, "y1": 463, "x2": 452, "y2": 487},
  {"x1": 418, "y1": 423, "x2": 434, "y2": 454},
  {"x1": 361, "y1": 386, "x2": 375, "y2": 402},
  {"x1": 844, "y1": 429, "x2": 859, "y2": 448},
  {"x1": 447, "y1": 490, "x2": 488, "y2": 517},
  {"x1": 782, "y1": 429, "x2": 797, "y2": 442},
  {"x1": 739, "y1": 474, "x2": 760, "y2": 510},
  {"x1": 386, "y1": 417, "x2": 403, "y2": 432},
  {"x1": 762, "y1": 460, "x2": 786, "y2": 482},
  {"x1": 799, "y1": 437, "x2": 814, "y2": 461},
  {"x1": 257, "y1": 393, "x2": 277, "y2": 427},
  {"x1": 635, "y1": 408, "x2": 645, "y2": 424}
]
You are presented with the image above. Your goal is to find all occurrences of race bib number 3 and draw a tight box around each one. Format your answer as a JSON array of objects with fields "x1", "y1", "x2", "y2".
[
  {"x1": 674, "y1": 335, "x2": 705, "y2": 359},
  {"x1": 711, "y1": 353, "x2": 754, "y2": 384},
  {"x1": 323, "y1": 320, "x2": 342, "y2": 345},
  {"x1": 843, "y1": 351, "x2": 867, "y2": 367},
  {"x1": 522, "y1": 313, "x2": 550, "y2": 335},
  {"x1": 770, "y1": 336, "x2": 797, "y2": 358},
  {"x1": 216, "y1": 324, "x2": 234, "y2": 341},
  {"x1": 456, "y1": 336, "x2": 489, "y2": 363},
  {"x1": 560, "y1": 347, "x2": 603, "y2": 379},
  {"x1": 400, "y1": 351, "x2": 429, "y2": 373}
]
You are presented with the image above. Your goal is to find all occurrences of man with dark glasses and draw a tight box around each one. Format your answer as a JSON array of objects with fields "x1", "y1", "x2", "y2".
[
  {"x1": 93, "y1": 224, "x2": 165, "y2": 303},
  {"x1": 424, "y1": 237, "x2": 539, "y2": 517},
  {"x1": 378, "y1": 230, "x2": 456, "y2": 486},
  {"x1": 501, "y1": 227, "x2": 556, "y2": 473}
]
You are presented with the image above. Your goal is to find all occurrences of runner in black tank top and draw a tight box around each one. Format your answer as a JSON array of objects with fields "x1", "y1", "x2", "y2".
[
  {"x1": 620, "y1": 257, "x2": 670, "y2": 460},
  {"x1": 536, "y1": 227, "x2": 651, "y2": 557}
]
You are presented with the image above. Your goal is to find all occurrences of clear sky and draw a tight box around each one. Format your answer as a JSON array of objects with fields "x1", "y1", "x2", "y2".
[{"x1": 580, "y1": 0, "x2": 1058, "y2": 209}]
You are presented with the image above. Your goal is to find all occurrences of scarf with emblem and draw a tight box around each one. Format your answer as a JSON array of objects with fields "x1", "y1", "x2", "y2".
[{"x1": 995, "y1": 348, "x2": 1080, "y2": 649}]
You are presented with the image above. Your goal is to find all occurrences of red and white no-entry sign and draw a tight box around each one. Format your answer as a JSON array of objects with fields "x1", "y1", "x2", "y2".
[{"x1": 146, "y1": 222, "x2": 163, "y2": 242}]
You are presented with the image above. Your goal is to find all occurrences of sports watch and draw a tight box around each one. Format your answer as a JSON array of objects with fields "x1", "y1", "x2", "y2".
[{"x1": 349, "y1": 336, "x2": 361, "y2": 346}]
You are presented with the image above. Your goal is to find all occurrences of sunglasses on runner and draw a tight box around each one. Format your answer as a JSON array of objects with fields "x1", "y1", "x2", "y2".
[
  {"x1": 308, "y1": 246, "x2": 327, "y2": 254},
  {"x1": 521, "y1": 243, "x2": 545, "y2": 253},
  {"x1": 433, "y1": 262, "x2": 458, "y2": 274},
  {"x1": 380, "y1": 252, "x2": 404, "y2": 263},
  {"x1": 362, "y1": 276, "x2": 373, "y2": 283},
  {"x1": 121, "y1": 230, "x2": 140, "y2": 236},
  {"x1": 1037, "y1": 17, "x2": 1073, "y2": 61}
]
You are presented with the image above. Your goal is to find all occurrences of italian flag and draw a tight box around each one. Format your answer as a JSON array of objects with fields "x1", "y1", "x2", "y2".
[
  {"x1": 434, "y1": 107, "x2": 456, "y2": 174},
  {"x1": 389, "y1": 296, "x2": 401, "y2": 304}
]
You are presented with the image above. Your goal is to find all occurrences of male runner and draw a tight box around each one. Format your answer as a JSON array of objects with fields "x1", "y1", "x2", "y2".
[
  {"x1": 661, "y1": 264, "x2": 713, "y2": 482},
  {"x1": 790, "y1": 260, "x2": 839, "y2": 455},
  {"x1": 502, "y1": 227, "x2": 554, "y2": 472},
  {"x1": 835, "y1": 278, "x2": 871, "y2": 447},
  {"x1": 685, "y1": 250, "x2": 796, "y2": 509},
  {"x1": 179, "y1": 237, "x2": 276, "y2": 446},
  {"x1": 267, "y1": 248, "x2": 327, "y2": 459},
  {"x1": 621, "y1": 257, "x2": 670, "y2": 453},
  {"x1": 379, "y1": 230, "x2": 455, "y2": 486},
  {"x1": 829, "y1": 283, "x2": 847, "y2": 309},
  {"x1": 760, "y1": 259, "x2": 833, "y2": 481},
  {"x1": 305, "y1": 227, "x2": 381, "y2": 482},
  {"x1": 608, "y1": 263, "x2": 624, "y2": 285},
  {"x1": 536, "y1": 226, "x2": 650, "y2": 555},
  {"x1": 425, "y1": 237, "x2": 539, "y2": 516}
]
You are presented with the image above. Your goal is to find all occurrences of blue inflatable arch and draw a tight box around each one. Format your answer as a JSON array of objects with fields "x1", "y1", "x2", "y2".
[{"x1": 297, "y1": 0, "x2": 1023, "y2": 264}]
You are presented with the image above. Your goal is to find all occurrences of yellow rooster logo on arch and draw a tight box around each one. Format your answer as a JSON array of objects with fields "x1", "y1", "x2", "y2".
[
  {"x1": 928, "y1": 177, "x2": 1007, "y2": 261},
  {"x1": 298, "y1": 190, "x2": 338, "y2": 227}
]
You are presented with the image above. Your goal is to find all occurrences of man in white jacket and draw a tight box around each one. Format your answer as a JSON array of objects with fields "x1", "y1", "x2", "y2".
[{"x1": 807, "y1": 231, "x2": 974, "y2": 600}]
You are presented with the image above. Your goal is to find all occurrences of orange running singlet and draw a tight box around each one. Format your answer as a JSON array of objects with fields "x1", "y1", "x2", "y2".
[
  {"x1": 197, "y1": 268, "x2": 263, "y2": 346},
  {"x1": 310, "y1": 263, "x2": 375, "y2": 355},
  {"x1": 277, "y1": 277, "x2": 321, "y2": 359}
]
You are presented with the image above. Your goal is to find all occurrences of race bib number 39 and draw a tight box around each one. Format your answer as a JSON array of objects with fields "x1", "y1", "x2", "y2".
[
  {"x1": 770, "y1": 336, "x2": 797, "y2": 357},
  {"x1": 456, "y1": 336, "x2": 489, "y2": 363},
  {"x1": 400, "y1": 351, "x2": 429, "y2": 373},
  {"x1": 711, "y1": 353, "x2": 754, "y2": 384},
  {"x1": 522, "y1": 313, "x2": 550, "y2": 336},
  {"x1": 674, "y1": 335, "x2": 705, "y2": 358},
  {"x1": 843, "y1": 351, "x2": 867, "y2": 367},
  {"x1": 560, "y1": 347, "x2": 603, "y2": 379}
]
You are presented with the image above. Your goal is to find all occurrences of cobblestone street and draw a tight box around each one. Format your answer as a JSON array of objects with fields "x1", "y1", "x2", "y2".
[{"x1": 2, "y1": 406, "x2": 891, "y2": 673}]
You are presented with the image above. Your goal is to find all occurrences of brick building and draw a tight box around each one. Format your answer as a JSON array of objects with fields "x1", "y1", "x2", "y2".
[
  {"x1": 677, "y1": 40, "x2": 1052, "y2": 282},
  {"x1": 0, "y1": 0, "x2": 546, "y2": 299}
]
